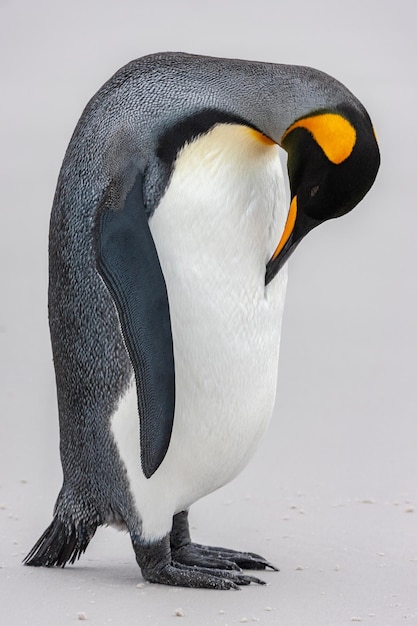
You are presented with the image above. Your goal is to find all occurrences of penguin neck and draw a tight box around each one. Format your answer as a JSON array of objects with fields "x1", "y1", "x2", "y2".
[
  {"x1": 145, "y1": 53, "x2": 357, "y2": 144},
  {"x1": 216, "y1": 61, "x2": 356, "y2": 144}
]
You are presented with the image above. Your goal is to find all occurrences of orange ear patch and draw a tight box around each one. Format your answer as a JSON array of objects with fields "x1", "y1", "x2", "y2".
[{"x1": 281, "y1": 113, "x2": 356, "y2": 164}]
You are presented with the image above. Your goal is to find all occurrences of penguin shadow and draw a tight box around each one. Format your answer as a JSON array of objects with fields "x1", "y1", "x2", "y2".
[{"x1": 49, "y1": 559, "x2": 145, "y2": 589}]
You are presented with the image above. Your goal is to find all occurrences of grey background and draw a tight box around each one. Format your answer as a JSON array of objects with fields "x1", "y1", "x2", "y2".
[{"x1": 1, "y1": 0, "x2": 416, "y2": 624}]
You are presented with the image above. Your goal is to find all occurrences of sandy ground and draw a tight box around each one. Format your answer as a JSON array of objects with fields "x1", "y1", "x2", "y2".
[{"x1": 1, "y1": 1, "x2": 416, "y2": 624}]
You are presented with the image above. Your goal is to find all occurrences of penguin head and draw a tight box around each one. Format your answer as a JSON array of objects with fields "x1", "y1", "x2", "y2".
[{"x1": 265, "y1": 105, "x2": 380, "y2": 284}]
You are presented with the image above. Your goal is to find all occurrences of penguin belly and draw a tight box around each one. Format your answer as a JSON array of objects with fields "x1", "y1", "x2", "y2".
[{"x1": 111, "y1": 124, "x2": 288, "y2": 541}]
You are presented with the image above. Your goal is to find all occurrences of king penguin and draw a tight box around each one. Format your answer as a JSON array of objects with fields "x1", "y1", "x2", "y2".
[{"x1": 25, "y1": 52, "x2": 380, "y2": 589}]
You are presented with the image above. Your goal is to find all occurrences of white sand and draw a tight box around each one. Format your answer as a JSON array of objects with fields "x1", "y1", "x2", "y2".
[{"x1": 1, "y1": 1, "x2": 416, "y2": 624}]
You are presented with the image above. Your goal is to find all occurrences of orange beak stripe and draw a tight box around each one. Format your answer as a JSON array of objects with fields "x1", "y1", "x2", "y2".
[{"x1": 271, "y1": 195, "x2": 298, "y2": 261}]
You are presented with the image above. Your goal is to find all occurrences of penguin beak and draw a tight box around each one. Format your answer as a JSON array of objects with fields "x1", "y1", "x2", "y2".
[
  {"x1": 265, "y1": 194, "x2": 319, "y2": 285},
  {"x1": 265, "y1": 195, "x2": 299, "y2": 285}
]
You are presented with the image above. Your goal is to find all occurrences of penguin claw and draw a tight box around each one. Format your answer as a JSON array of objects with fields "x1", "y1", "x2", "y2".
[
  {"x1": 172, "y1": 544, "x2": 242, "y2": 571},
  {"x1": 168, "y1": 511, "x2": 279, "y2": 575},
  {"x1": 144, "y1": 562, "x2": 263, "y2": 590},
  {"x1": 143, "y1": 561, "x2": 266, "y2": 591},
  {"x1": 132, "y1": 534, "x2": 266, "y2": 590},
  {"x1": 144, "y1": 563, "x2": 236, "y2": 589},
  {"x1": 185, "y1": 542, "x2": 279, "y2": 572}
]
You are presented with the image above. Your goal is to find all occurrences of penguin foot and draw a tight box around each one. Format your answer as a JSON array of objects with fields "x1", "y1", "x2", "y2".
[
  {"x1": 147, "y1": 562, "x2": 265, "y2": 590},
  {"x1": 132, "y1": 533, "x2": 265, "y2": 590},
  {"x1": 174, "y1": 542, "x2": 279, "y2": 571},
  {"x1": 170, "y1": 510, "x2": 278, "y2": 572}
]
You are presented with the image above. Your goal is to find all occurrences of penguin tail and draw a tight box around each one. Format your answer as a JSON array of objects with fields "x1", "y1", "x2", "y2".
[{"x1": 24, "y1": 517, "x2": 97, "y2": 568}]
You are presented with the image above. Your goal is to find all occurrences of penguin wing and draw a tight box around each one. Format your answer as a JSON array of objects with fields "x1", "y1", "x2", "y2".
[{"x1": 96, "y1": 171, "x2": 175, "y2": 479}]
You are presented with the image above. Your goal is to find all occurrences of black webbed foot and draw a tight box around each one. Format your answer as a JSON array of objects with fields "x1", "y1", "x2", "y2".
[
  {"x1": 131, "y1": 510, "x2": 278, "y2": 589},
  {"x1": 170, "y1": 511, "x2": 278, "y2": 573},
  {"x1": 183, "y1": 542, "x2": 279, "y2": 571},
  {"x1": 131, "y1": 532, "x2": 265, "y2": 590}
]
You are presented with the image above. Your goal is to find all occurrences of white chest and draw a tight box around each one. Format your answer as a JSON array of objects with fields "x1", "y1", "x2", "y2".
[
  {"x1": 150, "y1": 123, "x2": 288, "y2": 429},
  {"x1": 112, "y1": 124, "x2": 289, "y2": 540}
]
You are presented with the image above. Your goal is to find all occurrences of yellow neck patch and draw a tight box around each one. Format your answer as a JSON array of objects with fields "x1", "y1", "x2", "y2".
[
  {"x1": 246, "y1": 127, "x2": 276, "y2": 146},
  {"x1": 281, "y1": 113, "x2": 356, "y2": 164}
]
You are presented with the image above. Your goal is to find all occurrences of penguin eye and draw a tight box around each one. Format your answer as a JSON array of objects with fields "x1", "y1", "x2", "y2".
[{"x1": 310, "y1": 185, "x2": 320, "y2": 197}]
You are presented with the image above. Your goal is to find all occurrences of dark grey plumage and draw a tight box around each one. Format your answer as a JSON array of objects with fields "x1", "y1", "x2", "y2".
[{"x1": 24, "y1": 52, "x2": 379, "y2": 587}]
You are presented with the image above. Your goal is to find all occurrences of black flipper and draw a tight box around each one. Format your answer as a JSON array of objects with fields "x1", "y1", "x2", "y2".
[
  {"x1": 96, "y1": 171, "x2": 175, "y2": 478},
  {"x1": 24, "y1": 517, "x2": 96, "y2": 567}
]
